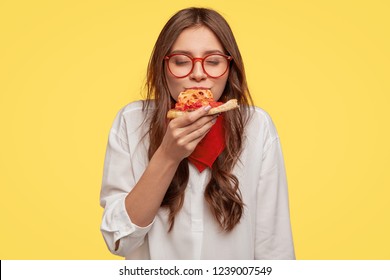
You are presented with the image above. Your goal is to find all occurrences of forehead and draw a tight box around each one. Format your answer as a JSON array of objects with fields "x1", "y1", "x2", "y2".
[{"x1": 170, "y1": 26, "x2": 224, "y2": 55}]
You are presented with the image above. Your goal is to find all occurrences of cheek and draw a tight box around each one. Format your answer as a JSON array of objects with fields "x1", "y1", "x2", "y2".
[
  {"x1": 165, "y1": 71, "x2": 181, "y2": 101},
  {"x1": 213, "y1": 74, "x2": 229, "y2": 101}
]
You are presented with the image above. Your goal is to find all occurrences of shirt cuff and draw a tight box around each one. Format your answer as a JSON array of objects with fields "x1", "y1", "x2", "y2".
[{"x1": 115, "y1": 196, "x2": 154, "y2": 240}]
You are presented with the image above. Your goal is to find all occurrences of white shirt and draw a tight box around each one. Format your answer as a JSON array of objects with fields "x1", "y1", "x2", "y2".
[{"x1": 100, "y1": 101, "x2": 295, "y2": 259}]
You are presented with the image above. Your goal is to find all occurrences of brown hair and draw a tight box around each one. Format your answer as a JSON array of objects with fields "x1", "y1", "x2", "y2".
[{"x1": 144, "y1": 7, "x2": 253, "y2": 231}]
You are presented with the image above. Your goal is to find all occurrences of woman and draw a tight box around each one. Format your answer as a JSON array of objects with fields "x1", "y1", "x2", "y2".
[{"x1": 100, "y1": 7, "x2": 295, "y2": 259}]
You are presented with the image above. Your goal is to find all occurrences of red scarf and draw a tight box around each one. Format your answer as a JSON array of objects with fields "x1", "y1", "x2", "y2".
[{"x1": 188, "y1": 115, "x2": 226, "y2": 172}]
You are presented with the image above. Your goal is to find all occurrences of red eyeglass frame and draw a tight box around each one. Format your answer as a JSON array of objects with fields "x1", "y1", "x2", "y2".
[{"x1": 164, "y1": 53, "x2": 233, "y2": 78}]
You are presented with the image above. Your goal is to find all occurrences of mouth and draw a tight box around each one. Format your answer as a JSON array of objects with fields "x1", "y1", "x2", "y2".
[{"x1": 185, "y1": 87, "x2": 210, "y2": 90}]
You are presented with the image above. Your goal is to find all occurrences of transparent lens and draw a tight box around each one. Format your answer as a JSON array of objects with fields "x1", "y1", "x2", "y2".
[
  {"x1": 167, "y1": 54, "x2": 230, "y2": 78},
  {"x1": 203, "y1": 55, "x2": 228, "y2": 77},
  {"x1": 168, "y1": 55, "x2": 192, "y2": 77}
]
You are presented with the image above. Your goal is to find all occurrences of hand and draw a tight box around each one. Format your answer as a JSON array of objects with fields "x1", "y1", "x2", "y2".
[{"x1": 159, "y1": 106, "x2": 217, "y2": 163}]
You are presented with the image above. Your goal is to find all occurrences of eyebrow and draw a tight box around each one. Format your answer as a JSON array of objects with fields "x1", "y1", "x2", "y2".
[{"x1": 169, "y1": 49, "x2": 225, "y2": 56}]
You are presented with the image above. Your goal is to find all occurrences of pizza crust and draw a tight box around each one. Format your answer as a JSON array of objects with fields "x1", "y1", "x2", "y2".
[{"x1": 167, "y1": 99, "x2": 239, "y2": 119}]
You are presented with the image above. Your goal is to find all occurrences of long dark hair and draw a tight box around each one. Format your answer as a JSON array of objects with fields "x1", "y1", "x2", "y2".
[{"x1": 144, "y1": 7, "x2": 253, "y2": 231}]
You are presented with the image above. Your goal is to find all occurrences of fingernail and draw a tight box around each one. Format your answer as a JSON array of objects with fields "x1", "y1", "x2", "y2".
[{"x1": 204, "y1": 105, "x2": 211, "y2": 111}]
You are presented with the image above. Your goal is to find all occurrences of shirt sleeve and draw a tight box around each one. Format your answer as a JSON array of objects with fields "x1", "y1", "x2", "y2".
[
  {"x1": 255, "y1": 136, "x2": 295, "y2": 259},
  {"x1": 99, "y1": 110, "x2": 153, "y2": 257}
]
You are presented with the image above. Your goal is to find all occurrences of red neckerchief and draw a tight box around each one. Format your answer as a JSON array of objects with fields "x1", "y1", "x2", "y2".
[{"x1": 188, "y1": 115, "x2": 225, "y2": 172}]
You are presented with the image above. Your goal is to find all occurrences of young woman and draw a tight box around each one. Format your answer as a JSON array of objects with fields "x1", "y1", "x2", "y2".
[{"x1": 100, "y1": 7, "x2": 295, "y2": 259}]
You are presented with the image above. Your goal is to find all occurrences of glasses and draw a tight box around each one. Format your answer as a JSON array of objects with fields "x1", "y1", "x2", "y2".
[{"x1": 164, "y1": 53, "x2": 232, "y2": 78}]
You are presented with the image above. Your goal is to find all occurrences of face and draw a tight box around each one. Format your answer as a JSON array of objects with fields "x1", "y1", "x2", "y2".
[{"x1": 165, "y1": 26, "x2": 229, "y2": 101}]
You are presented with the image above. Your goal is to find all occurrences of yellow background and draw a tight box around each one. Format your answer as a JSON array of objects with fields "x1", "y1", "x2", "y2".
[{"x1": 1, "y1": 0, "x2": 389, "y2": 259}]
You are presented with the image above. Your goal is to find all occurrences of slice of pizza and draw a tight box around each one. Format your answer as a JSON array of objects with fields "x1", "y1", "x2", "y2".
[{"x1": 167, "y1": 89, "x2": 238, "y2": 119}]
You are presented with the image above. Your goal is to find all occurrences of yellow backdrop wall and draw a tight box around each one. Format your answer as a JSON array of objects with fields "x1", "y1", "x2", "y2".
[{"x1": 1, "y1": 0, "x2": 389, "y2": 259}]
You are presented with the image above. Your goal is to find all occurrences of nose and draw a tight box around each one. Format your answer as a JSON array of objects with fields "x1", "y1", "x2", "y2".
[{"x1": 190, "y1": 60, "x2": 207, "y2": 81}]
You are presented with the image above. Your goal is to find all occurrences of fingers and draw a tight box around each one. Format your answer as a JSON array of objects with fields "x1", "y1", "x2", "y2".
[
  {"x1": 169, "y1": 111, "x2": 216, "y2": 142},
  {"x1": 172, "y1": 105, "x2": 212, "y2": 127},
  {"x1": 179, "y1": 115, "x2": 217, "y2": 146},
  {"x1": 170, "y1": 116, "x2": 216, "y2": 158},
  {"x1": 161, "y1": 106, "x2": 219, "y2": 161}
]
